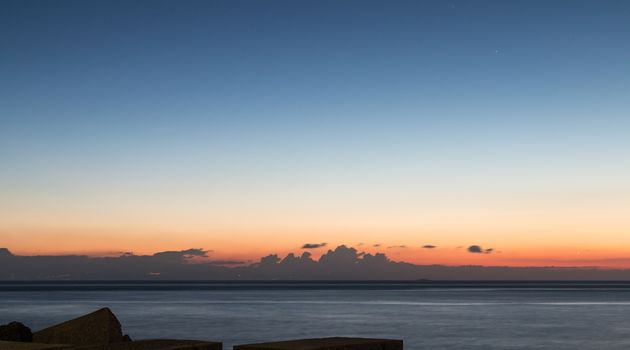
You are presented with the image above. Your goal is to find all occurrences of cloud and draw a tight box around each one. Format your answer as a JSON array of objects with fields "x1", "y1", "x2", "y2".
[
  {"x1": 181, "y1": 248, "x2": 210, "y2": 256},
  {"x1": 0, "y1": 247, "x2": 232, "y2": 280},
  {"x1": 208, "y1": 260, "x2": 246, "y2": 266},
  {"x1": 422, "y1": 245, "x2": 437, "y2": 249},
  {"x1": 7, "y1": 245, "x2": 630, "y2": 281},
  {"x1": 468, "y1": 245, "x2": 493, "y2": 254},
  {"x1": 373, "y1": 244, "x2": 381, "y2": 247},
  {"x1": 319, "y1": 245, "x2": 360, "y2": 265},
  {"x1": 468, "y1": 245, "x2": 482, "y2": 253},
  {"x1": 259, "y1": 254, "x2": 281, "y2": 266},
  {"x1": 152, "y1": 248, "x2": 210, "y2": 260},
  {"x1": 301, "y1": 243, "x2": 327, "y2": 249},
  {"x1": 387, "y1": 245, "x2": 407, "y2": 249}
]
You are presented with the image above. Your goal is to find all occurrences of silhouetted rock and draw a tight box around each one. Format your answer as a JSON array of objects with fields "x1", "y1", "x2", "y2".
[
  {"x1": 0, "y1": 341, "x2": 70, "y2": 350},
  {"x1": 234, "y1": 337, "x2": 402, "y2": 350},
  {"x1": 121, "y1": 335, "x2": 131, "y2": 342},
  {"x1": 0, "y1": 322, "x2": 33, "y2": 342},
  {"x1": 69, "y1": 339, "x2": 222, "y2": 350},
  {"x1": 33, "y1": 308, "x2": 125, "y2": 346}
]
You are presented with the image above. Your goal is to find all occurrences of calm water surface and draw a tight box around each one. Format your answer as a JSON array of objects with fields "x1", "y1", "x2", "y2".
[{"x1": 2, "y1": 282, "x2": 630, "y2": 350}]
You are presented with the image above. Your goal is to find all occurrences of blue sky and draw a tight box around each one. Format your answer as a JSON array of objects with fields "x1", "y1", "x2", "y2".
[{"x1": 1, "y1": 0, "x2": 629, "y2": 263}]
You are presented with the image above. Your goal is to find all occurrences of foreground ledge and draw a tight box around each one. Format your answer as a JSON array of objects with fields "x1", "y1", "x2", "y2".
[
  {"x1": 234, "y1": 337, "x2": 403, "y2": 350},
  {"x1": 70, "y1": 339, "x2": 222, "y2": 350},
  {"x1": 0, "y1": 341, "x2": 71, "y2": 350},
  {"x1": 0, "y1": 340, "x2": 221, "y2": 350}
]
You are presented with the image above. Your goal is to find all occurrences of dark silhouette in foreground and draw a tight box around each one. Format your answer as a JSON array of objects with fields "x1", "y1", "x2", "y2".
[
  {"x1": 0, "y1": 322, "x2": 32, "y2": 342},
  {"x1": 234, "y1": 338, "x2": 402, "y2": 350},
  {"x1": 32, "y1": 308, "x2": 129, "y2": 346},
  {"x1": 0, "y1": 308, "x2": 222, "y2": 350},
  {"x1": 0, "y1": 308, "x2": 401, "y2": 350}
]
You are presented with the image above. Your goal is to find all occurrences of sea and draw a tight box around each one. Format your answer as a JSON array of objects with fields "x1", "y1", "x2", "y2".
[{"x1": 2, "y1": 281, "x2": 630, "y2": 350}]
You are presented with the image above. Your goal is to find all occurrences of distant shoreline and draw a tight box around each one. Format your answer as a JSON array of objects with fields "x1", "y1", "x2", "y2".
[{"x1": 4, "y1": 280, "x2": 630, "y2": 292}]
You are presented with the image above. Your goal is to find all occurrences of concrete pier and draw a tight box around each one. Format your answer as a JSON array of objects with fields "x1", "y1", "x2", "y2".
[{"x1": 234, "y1": 337, "x2": 403, "y2": 350}]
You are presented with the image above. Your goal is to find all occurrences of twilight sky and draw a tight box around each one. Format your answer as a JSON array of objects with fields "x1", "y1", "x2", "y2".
[{"x1": 1, "y1": 0, "x2": 629, "y2": 268}]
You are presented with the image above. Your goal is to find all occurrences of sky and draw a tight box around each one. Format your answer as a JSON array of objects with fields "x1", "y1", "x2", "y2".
[{"x1": 1, "y1": 0, "x2": 629, "y2": 269}]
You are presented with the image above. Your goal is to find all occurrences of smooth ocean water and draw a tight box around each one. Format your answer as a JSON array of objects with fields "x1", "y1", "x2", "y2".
[{"x1": 2, "y1": 282, "x2": 630, "y2": 350}]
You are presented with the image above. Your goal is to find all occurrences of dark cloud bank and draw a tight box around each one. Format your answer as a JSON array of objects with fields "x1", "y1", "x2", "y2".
[{"x1": 2, "y1": 246, "x2": 630, "y2": 280}]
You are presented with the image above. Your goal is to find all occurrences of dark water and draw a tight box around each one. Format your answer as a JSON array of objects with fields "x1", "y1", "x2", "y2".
[{"x1": 2, "y1": 282, "x2": 630, "y2": 350}]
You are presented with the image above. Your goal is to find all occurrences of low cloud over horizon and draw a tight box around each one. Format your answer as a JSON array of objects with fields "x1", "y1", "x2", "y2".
[{"x1": 3, "y1": 245, "x2": 630, "y2": 281}]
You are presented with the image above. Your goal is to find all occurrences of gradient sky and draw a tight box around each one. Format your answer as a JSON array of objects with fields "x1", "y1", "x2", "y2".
[{"x1": 1, "y1": 0, "x2": 629, "y2": 267}]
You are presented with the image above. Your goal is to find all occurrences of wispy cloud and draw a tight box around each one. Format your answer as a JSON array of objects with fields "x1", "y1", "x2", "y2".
[{"x1": 301, "y1": 243, "x2": 327, "y2": 249}]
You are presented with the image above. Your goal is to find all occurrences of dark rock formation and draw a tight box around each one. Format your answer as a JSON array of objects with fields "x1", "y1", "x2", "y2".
[
  {"x1": 33, "y1": 308, "x2": 124, "y2": 346},
  {"x1": 2, "y1": 308, "x2": 224, "y2": 350},
  {"x1": 0, "y1": 321, "x2": 33, "y2": 342},
  {"x1": 0, "y1": 341, "x2": 70, "y2": 349},
  {"x1": 234, "y1": 337, "x2": 403, "y2": 350},
  {"x1": 0, "y1": 339, "x2": 222, "y2": 350},
  {"x1": 69, "y1": 339, "x2": 222, "y2": 350}
]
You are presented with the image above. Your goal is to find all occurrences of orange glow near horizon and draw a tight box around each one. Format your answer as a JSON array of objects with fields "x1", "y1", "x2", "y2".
[
  {"x1": 4, "y1": 223, "x2": 630, "y2": 268},
  {"x1": 2, "y1": 180, "x2": 629, "y2": 269},
  {"x1": 2, "y1": 0, "x2": 630, "y2": 279}
]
